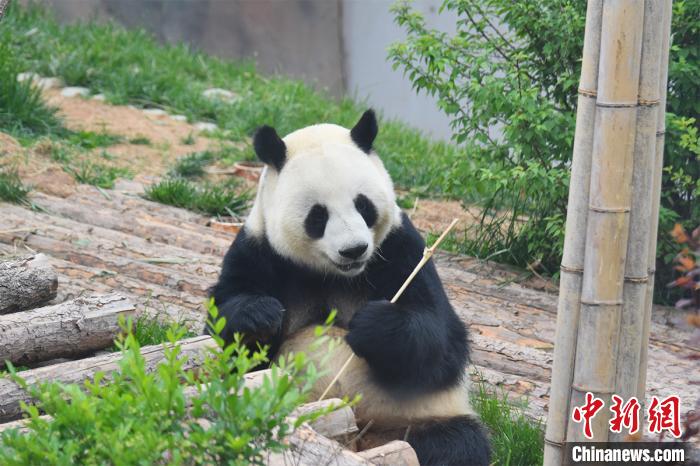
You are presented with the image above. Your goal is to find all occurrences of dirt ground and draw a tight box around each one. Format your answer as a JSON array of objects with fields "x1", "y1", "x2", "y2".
[{"x1": 1, "y1": 89, "x2": 241, "y2": 198}]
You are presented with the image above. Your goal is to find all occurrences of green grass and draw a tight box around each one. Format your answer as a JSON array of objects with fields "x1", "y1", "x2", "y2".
[
  {"x1": 170, "y1": 150, "x2": 218, "y2": 178},
  {"x1": 66, "y1": 130, "x2": 123, "y2": 149},
  {"x1": 0, "y1": 41, "x2": 63, "y2": 139},
  {"x1": 180, "y1": 133, "x2": 196, "y2": 145},
  {"x1": 128, "y1": 136, "x2": 151, "y2": 145},
  {"x1": 473, "y1": 381, "x2": 545, "y2": 466},
  {"x1": 64, "y1": 161, "x2": 132, "y2": 189},
  {"x1": 145, "y1": 178, "x2": 251, "y2": 217},
  {"x1": 118, "y1": 315, "x2": 195, "y2": 349},
  {"x1": 0, "y1": 169, "x2": 31, "y2": 204}
]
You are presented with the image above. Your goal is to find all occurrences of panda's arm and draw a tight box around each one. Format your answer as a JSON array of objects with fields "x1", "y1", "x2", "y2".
[
  {"x1": 208, "y1": 229, "x2": 285, "y2": 349},
  {"x1": 346, "y1": 214, "x2": 469, "y2": 393}
]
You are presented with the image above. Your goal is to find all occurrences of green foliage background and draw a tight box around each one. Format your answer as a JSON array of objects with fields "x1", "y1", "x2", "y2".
[{"x1": 389, "y1": 0, "x2": 699, "y2": 301}]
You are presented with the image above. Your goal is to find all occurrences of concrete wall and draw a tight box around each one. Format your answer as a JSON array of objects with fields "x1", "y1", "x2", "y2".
[
  {"x1": 29, "y1": 0, "x2": 455, "y2": 139},
  {"x1": 33, "y1": 0, "x2": 346, "y2": 95},
  {"x1": 342, "y1": 0, "x2": 456, "y2": 139}
]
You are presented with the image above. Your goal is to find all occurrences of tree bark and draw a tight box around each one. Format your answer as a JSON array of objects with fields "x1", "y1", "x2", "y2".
[
  {"x1": 357, "y1": 441, "x2": 420, "y2": 466},
  {"x1": 0, "y1": 293, "x2": 135, "y2": 366},
  {"x1": 0, "y1": 335, "x2": 215, "y2": 422},
  {"x1": 31, "y1": 191, "x2": 231, "y2": 257},
  {"x1": 0, "y1": 254, "x2": 58, "y2": 314}
]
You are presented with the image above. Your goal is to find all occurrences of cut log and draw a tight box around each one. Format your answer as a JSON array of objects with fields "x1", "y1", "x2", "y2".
[
  {"x1": 0, "y1": 293, "x2": 135, "y2": 365},
  {"x1": 357, "y1": 441, "x2": 420, "y2": 466},
  {"x1": 267, "y1": 424, "x2": 372, "y2": 466},
  {"x1": 291, "y1": 399, "x2": 359, "y2": 441},
  {"x1": 0, "y1": 254, "x2": 58, "y2": 314},
  {"x1": 0, "y1": 335, "x2": 215, "y2": 422},
  {"x1": 31, "y1": 192, "x2": 232, "y2": 256}
]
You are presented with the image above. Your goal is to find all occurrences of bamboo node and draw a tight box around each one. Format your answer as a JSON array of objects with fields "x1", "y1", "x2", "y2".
[
  {"x1": 544, "y1": 438, "x2": 565, "y2": 447},
  {"x1": 580, "y1": 299, "x2": 623, "y2": 306},
  {"x1": 578, "y1": 87, "x2": 597, "y2": 98},
  {"x1": 571, "y1": 384, "x2": 616, "y2": 395},
  {"x1": 560, "y1": 264, "x2": 583, "y2": 274},
  {"x1": 638, "y1": 97, "x2": 660, "y2": 107},
  {"x1": 589, "y1": 205, "x2": 630, "y2": 213},
  {"x1": 655, "y1": 130, "x2": 666, "y2": 137},
  {"x1": 624, "y1": 275, "x2": 648, "y2": 284},
  {"x1": 595, "y1": 101, "x2": 638, "y2": 108}
]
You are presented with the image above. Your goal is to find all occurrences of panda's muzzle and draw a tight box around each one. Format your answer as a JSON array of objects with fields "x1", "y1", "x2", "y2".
[{"x1": 333, "y1": 260, "x2": 365, "y2": 273}]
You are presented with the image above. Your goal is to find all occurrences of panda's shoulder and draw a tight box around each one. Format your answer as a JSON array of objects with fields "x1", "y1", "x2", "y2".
[
  {"x1": 221, "y1": 228, "x2": 282, "y2": 278},
  {"x1": 366, "y1": 213, "x2": 428, "y2": 287},
  {"x1": 377, "y1": 213, "x2": 425, "y2": 263}
]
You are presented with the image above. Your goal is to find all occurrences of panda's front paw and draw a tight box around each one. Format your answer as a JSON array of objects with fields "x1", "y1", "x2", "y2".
[
  {"x1": 346, "y1": 300, "x2": 406, "y2": 366},
  {"x1": 218, "y1": 295, "x2": 285, "y2": 339}
]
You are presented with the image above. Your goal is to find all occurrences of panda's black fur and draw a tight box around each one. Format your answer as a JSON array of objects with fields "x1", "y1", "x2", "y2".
[{"x1": 208, "y1": 111, "x2": 491, "y2": 466}]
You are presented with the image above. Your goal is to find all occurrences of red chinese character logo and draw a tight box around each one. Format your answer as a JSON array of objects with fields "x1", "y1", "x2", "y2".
[
  {"x1": 647, "y1": 395, "x2": 681, "y2": 438},
  {"x1": 609, "y1": 395, "x2": 640, "y2": 434},
  {"x1": 572, "y1": 392, "x2": 605, "y2": 439}
]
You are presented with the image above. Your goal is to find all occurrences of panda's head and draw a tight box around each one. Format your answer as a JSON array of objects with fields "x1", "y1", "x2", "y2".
[{"x1": 246, "y1": 110, "x2": 402, "y2": 277}]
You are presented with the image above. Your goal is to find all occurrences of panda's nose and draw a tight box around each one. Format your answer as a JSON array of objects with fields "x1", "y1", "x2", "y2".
[{"x1": 339, "y1": 243, "x2": 368, "y2": 260}]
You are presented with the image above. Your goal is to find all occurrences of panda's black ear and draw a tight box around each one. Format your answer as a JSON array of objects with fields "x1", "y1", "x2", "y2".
[
  {"x1": 350, "y1": 109, "x2": 378, "y2": 154},
  {"x1": 253, "y1": 125, "x2": 286, "y2": 171}
]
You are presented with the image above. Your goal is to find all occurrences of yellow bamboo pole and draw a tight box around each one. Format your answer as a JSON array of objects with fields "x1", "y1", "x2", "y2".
[
  {"x1": 543, "y1": 1, "x2": 603, "y2": 463},
  {"x1": 612, "y1": 1, "x2": 670, "y2": 442},
  {"x1": 638, "y1": 0, "x2": 673, "y2": 405},
  {"x1": 567, "y1": 0, "x2": 644, "y2": 444}
]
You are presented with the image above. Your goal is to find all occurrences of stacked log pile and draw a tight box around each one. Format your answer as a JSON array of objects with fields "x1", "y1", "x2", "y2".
[{"x1": 0, "y1": 255, "x2": 418, "y2": 464}]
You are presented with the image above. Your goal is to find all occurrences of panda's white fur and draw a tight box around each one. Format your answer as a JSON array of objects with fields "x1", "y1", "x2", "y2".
[
  {"x1": 279, "y1": 326, "x2": 474, "y2": 427},
  {"x1": 209, "y1": 111, "x2": 491, "y2": 465},
  {"x1": 246, "y1": 123, "x2": 402, "y2": 278}
]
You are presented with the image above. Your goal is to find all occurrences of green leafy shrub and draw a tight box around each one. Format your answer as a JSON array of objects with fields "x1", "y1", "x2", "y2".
[
  {"x1": 390, "y1": 0, "x2": 699, "y2": 293},
  {"x1": 145, "y1": 178, "x2": 251, "y2": 217},
  {"x1": 0, "y1": 303, "x2": 344, "y2": 465}
]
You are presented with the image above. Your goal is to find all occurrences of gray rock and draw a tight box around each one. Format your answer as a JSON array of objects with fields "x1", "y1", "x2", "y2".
[
  {"x1": 60, "y1": 86, "x2": 90, "y2": 98},
  {"x1": 202, "y1": 88, "x2": 237, "y2": 102},
  {"x1": 37, "y1": 77, "x2": 64, "y2": 90},
  {"x1": 194, "y1": 122, "x2": 218, "y2": 133},
  {"x1": 142, "y1": 108, "x2": 168, "y2": 117}
]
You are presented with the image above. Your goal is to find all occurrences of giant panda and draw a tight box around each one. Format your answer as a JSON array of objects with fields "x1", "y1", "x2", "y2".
[{"x1": 209, "y1": 110, "x2": 491, "y2": 466}]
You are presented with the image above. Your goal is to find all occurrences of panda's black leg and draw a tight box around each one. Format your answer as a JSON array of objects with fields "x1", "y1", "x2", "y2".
[{"x1": 406, "y1": 416, "x2": 491, "y2": 466}]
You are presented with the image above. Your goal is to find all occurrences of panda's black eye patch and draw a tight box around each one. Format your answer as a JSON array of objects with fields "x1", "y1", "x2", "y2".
[
  {"x1": 304, "y1": 204, "x2": 329, "y2": 239},
  {"x1": 354, "y1": 194, "x2": 378, "y2": 228}
]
